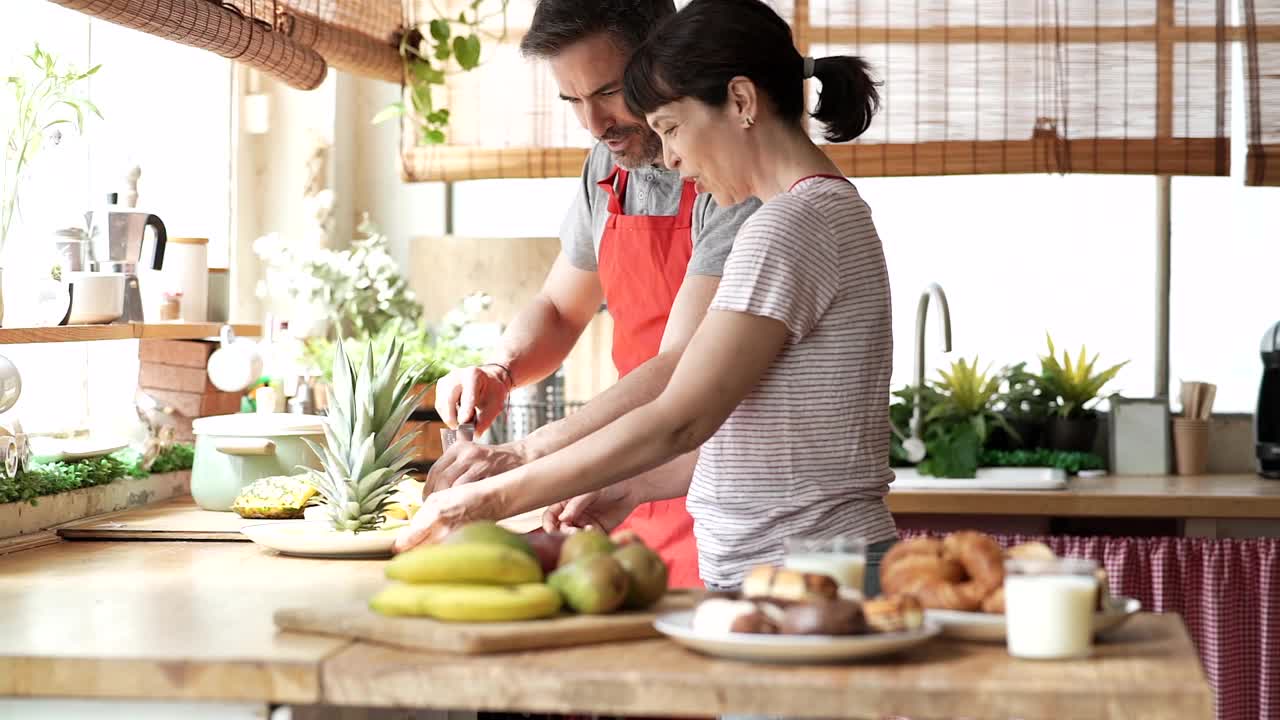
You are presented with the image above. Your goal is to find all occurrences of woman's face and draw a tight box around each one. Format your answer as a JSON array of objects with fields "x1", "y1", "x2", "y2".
[{"x1": 645, "y1": 97, "x2": 753, "y2": 207}]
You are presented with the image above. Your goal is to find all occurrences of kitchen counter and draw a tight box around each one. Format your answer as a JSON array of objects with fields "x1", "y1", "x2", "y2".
[
  {"x1": 888, "y1": 473, "x2": 1280, "y2": 519},
  {"x1": 0, "y1": 540, "x2": 1213, "y2": 719}
]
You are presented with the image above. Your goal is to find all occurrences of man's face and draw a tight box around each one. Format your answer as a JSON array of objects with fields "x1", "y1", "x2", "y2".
[{"x1": 550, "y1": 33, "x2": 662, "y2": 169}]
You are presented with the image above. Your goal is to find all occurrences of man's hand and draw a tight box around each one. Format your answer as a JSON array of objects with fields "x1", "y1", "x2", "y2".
[
  {"x1": 542, "y1": 483, "x2": 638, "y2": 535},
  {"x1": 433, "y1": 365, "x2": 510, "y2": 433},
  {"x1": 425, "y1": 440, "x2": 533, "y2": 496}
]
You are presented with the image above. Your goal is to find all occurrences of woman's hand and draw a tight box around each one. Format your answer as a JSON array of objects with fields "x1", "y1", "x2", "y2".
[
  {"x1": 542, "y1": 483, "x2": 638, "y2": 534},
  {"x1": 392, "y1": 483, "x2": 500, "y2": 553}
]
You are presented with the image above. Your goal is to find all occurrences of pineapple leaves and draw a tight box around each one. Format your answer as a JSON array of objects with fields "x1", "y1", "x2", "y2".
[{"x1": 312, "y1": 337, "x2": 424, "y2": 533}]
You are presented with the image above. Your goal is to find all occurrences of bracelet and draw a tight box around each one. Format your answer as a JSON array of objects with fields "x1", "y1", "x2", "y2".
[{"x1": 482, "y1": 362, "x2": 514, "y2": 389}]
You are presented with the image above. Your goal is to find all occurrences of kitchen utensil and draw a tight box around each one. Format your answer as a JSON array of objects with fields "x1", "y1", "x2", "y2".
[
  {"x1": 440, "y1": 421, "x2": 476, "y2": 453},
  {"x1": 1173, "y1": 418, "x2": 1211, "y2": 475},
  {"x1": 53, "y1": 227, "x2": 90, "y2": 272},
  {"x1": 65, "y1": 271, "x2": 126, "y2": 324},
  {"x1": 142, "y1": 236, "x2": 206, "y2": 322},
  {"x1": 274, "y1": 591, "x2": 697, "y2": 655},
  {"x1": 207, "y1": 325, "x2": 263, "y2": 393},
  {"x1": 654, "y1": 610, "x2": 940, "y2": 664},
  {"x1": 0, "y1": 354, "x2": 22, "y2": 414},
  {"x1": 190, "y1": 412, "x2": 325, "y2": 511},
  {"x1": 84, "y1": 195, "x2": 167, "y2": 322}
]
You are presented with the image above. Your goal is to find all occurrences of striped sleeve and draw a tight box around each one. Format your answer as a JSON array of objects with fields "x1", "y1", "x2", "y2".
[{"x1": 709, "y1": 195, "x2": 839, "y2": 340}]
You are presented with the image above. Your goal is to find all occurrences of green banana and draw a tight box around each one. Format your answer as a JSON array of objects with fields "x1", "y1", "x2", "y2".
[
  {"x1": 386, "y1": 542, "x2": 543, "y2": 585},
  {"x1": 370, "y1": 582, "x2": 563, "y2": 621}
]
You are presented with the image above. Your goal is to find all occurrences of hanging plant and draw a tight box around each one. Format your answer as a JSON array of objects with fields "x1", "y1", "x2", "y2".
[{"x1": 375, "y1": 0, "x2": 510, "y2": 146}]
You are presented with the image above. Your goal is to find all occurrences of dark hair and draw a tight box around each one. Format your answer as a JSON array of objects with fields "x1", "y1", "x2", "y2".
[
  {"x1": 623, "y1": 0, "x2": 880, "y2": 143},
  {"x1": 520, "y1": 0, "x2": 677, "y2": 59}
]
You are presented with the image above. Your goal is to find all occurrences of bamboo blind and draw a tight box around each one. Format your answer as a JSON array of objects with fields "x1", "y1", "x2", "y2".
[
  {"x1": 47, "y1": 0, "x2": 403, "y2": 89},
  {"x1": 1243, "y1": 0, "x2": 1280, "y2": 185},
  {"x1": 402, "y1": 0, "x2": 1238, "y2": 181}
]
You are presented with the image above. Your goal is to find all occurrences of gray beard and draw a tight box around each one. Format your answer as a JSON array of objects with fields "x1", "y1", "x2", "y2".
[{"x1": 610, "y1": 130, "x2": 664, "y2": 170}]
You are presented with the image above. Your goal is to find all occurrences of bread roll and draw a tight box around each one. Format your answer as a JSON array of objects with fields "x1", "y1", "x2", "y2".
[
  {"x1": 692, "y1": 598, "x2": 777, "y2": 634},
  {"x1": 742, "y1": 565, "x2": 839, "y2": 604},
  {"x1": 863, "y1": 594, "x2": 925, "y2": 633}
]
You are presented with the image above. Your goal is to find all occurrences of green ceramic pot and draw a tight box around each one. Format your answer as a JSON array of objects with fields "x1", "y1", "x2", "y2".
[{"x1": 191, "y1": 413, "x2": 325, "y2": 511}]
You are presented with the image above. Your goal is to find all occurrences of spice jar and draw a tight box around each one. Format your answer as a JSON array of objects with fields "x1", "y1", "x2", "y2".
[{"x1": 159, "y1": 291, "x2": 182, "y2": 321}]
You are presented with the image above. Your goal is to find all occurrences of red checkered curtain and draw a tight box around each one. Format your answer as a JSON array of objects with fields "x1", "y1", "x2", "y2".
[
  {"x1": 1242, "y1": 0, "x2": 1280, "y2": 185},
  {"x1": 401, "y1": 0, "x2": 1232, "y2": 181},
  {"x1": 45, "y1": 0, "x2": 404, "y2": 90},
  {"x1": 902, "y1": 531, "x2": 1280, "y2": 720}
]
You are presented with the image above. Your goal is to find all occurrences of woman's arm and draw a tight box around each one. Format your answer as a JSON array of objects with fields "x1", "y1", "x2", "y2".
[
  {"x1": 393, "y1": 309, "x2": 789, "y2": 550},
  {"x1": 484, "y1": 308, "x2": 789, "y2": 516}
]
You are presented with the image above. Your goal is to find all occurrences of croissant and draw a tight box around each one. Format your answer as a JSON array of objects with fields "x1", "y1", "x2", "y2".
[{"x1": 880, "y1": 531, "x2": 1007, "y2": 612}]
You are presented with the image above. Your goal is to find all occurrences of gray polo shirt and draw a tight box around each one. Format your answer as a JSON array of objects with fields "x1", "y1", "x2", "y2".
[{"x1": 560, "y1": 142, "x2": 760, "y2": 276}]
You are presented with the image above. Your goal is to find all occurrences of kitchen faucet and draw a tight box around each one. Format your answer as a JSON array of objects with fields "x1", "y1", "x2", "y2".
[{"x1": 902, "y1": 282, "x2": 952, "y2": 462}]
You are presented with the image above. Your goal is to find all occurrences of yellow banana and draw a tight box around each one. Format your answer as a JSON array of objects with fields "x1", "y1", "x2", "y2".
[
  {"x1": 370, "y1": 582, "x2": 563, "y2": 621},
  {"x1": 386, "y1": 542, "x2": 543, "y2": 585}
]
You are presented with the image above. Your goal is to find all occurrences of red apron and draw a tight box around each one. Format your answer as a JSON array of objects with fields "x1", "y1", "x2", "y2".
[{"x1": 595, "y1": 165, "x2": 702, "y2": 589}]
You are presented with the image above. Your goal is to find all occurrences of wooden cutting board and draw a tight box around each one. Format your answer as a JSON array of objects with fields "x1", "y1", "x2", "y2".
[
  {"x1": 56, "y1": 496, "x2": 545, "y2": 541},
  {"x1": 274, "y1": 590, "x2": 698, "y2": 655}
]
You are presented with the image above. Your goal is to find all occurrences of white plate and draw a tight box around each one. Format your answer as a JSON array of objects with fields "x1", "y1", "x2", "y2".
[
  {"x1": 30, "y1": 437, "x2": 129, "y2": 463},
  {"x1": 891, "y1": 467, "x2": 1068, "y2": 490},
  {"x1": 240, "y1": 520, "x2": 408, "y2": 559},
  {"x1": 925, "y1": 596, "x2": 1142, "y2": 642},
  {"x1": 653, "y1": 609, "x2": 941, "y2": 663}
]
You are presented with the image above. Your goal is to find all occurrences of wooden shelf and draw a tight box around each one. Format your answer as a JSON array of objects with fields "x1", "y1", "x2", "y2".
[{"x1": 0, "y1": 322, "x2": 259, "y2": 345}]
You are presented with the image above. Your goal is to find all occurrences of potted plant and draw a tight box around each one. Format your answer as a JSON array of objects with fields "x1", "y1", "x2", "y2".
[
  {"x1": 1038, "y1": 333, "x2": 1128, "y2": 453},
  {"x1": 988, "y1": 362, "x2": 1051, "y2": 451},
  {"x1": 3, "y1": 44, "x2": 101, "y2": 324},
  {"x1": 904, "y1": 357, "x2": 1013, "y2": 478}
]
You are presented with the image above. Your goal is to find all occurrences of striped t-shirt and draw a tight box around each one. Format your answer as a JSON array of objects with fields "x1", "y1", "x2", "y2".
[{"x1": 687, "y1": 175, "x2": 898, "y2": 590}]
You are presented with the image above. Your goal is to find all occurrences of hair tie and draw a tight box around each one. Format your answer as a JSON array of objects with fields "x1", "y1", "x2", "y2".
[{"x1": 802, "y1": 57, "x2": 816, "y2": 79}]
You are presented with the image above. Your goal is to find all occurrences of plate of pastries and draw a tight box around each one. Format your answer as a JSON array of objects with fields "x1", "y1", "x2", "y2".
[
  {"x1": 654, "y1": 565, "x2": 940, "y2": 663},
  {"x1": 880, "y1": 530, "x2": 1141, "y2": 642}
]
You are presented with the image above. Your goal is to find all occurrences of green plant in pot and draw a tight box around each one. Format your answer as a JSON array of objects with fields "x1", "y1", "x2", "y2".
[
  {"x1": 916, "y1": 357, "x2": 1014, "y2": 478},
  {"x1": 1038, "y1": 333, "x2": 1128, "y2": 453},
  {"x1": 988, "y1": 362, "x2": 1051, "y2": 451},
  {"x1": 3, "y1": 44, "x2": 101, "y2": 323}
]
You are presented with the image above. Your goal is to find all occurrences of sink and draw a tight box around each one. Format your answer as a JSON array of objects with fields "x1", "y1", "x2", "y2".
[{"x1": 891, "y1": 466, "x2": 1068, "y2": 490}]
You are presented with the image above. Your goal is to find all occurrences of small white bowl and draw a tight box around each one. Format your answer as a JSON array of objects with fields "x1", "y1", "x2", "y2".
[{"x1": 67, "y1": 271, "x2": 125, "y2": 324}]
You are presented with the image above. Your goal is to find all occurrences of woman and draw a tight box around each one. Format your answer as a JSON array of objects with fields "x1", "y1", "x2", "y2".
[{"x1": 396, "y1": 0, "x2": 897, "y2": 593}]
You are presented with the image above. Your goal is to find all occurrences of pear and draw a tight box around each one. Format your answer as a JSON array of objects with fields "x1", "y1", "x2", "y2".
[
  {"x1": 557, "y1": 528, "x2": 615, "y2": 567},
  {"x1": 547, "y1": 554, "x2": 630, "y2": 614},
  {"x1": 612, "y1": 542, "x2": 669, "y2": 610}
]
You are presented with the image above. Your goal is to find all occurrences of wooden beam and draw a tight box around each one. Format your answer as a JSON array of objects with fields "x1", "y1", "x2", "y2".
[
  {"x1": 812, "y1": 24, "x2": 1280, "y2": 46},
  {"x1": 403, "y1": 138, "x2": 1230, "y2": 182},
  {"x1": 1157, "y1": 1, "x2": 1176, "y2": 143}
]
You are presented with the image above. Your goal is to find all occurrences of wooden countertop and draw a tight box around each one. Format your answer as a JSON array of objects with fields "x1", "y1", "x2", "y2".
[
  {"x1": 888, "y1": 473, "x2": 1280, "y2": 518},
  {"x1": 323, "y1": 614, "x2": 1210, "y2": 720},
  {"x1": 0, "y1": 540, "x2": 1213, "y2": 718},
  {"x1": 0, "y1": 541, "x2": 384, "y2": 703}
]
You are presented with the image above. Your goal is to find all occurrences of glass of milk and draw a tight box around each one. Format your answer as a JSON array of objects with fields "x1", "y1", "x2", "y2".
[
  {"x1": 1004, "y1": 557, "x2": 1100, "y2": 660},
  {"x1": 782, "y1": 535, "x2": 867, "y2": 594}
]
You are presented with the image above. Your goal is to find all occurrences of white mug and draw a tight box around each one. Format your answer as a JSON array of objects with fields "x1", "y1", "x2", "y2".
[{"x1": 207, "y1": 326, "x2": 263, "y2": 393}]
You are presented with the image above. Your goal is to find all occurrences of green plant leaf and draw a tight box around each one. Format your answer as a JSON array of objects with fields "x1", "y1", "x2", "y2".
[
  {"x1": 434, "y1": 43, "x2": 451, "y2": 61},
  {"x1": 429, "y1": 18, "x2": 451, "y2": 42},
  {"x1": 425, "y1": 128, "x2": 446, "y2": 144},
  {"x1": 371, "y1": 102, "x2": 405, "y2": 125},
  {"x1": 454, "y1": 34, "x2": 481, "y2": 70}
]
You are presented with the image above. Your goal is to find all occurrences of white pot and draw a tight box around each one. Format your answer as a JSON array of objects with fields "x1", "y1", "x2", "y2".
[{"x1": 67, "y1": 271, "x2": 125, "y2": 324}]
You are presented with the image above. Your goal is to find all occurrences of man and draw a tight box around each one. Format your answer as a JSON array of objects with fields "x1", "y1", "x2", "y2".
[{"x1": 419, "y1": 0, "x2": 760, "y2": 588}]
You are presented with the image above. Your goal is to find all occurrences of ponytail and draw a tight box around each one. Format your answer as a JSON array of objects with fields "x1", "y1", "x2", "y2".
[{"x1": 810, "y1": 56, "x2": 881, "y2": 143}]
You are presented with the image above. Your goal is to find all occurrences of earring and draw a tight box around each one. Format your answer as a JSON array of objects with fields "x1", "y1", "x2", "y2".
[{"x1": 742, "y1": 116, "x2": 754, "y2": 129}]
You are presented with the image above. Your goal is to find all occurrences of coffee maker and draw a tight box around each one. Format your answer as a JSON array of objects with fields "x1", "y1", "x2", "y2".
[
  {"x1": 1255, "y1": 321, "x2": 1280, "y2": 478},
  {"x1": 84, "y1": 193, "x2": 167, "y2": 322}
]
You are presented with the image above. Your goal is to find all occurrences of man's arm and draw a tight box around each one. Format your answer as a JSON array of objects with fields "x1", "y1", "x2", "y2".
[
  {"x1": 519, "y1": 274, "x2": 720, "y2": 460},
  {"x1": 492, "y1": 254, "x2": 603, "y2": 389}
]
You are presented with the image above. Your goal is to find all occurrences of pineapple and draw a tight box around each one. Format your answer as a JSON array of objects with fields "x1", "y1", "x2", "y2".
[
  {"x1": 304, "y1": 338, "x2": 426, "y2": 533},
  {"x1": 231, "y1": 474, "x2": 317, "y2": 519}
]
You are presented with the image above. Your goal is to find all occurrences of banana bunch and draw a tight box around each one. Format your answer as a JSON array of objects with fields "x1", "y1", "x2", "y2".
[{"x1": 370, "y1": 523, "x2": 563, "y2": 622}]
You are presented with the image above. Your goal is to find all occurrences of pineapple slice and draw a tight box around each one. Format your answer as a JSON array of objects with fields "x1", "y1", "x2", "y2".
[{"x1": 232, "y1": 474, "x2": 318, "y2": 519}]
